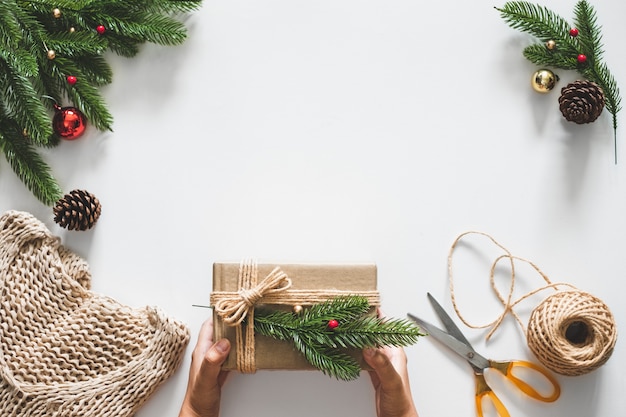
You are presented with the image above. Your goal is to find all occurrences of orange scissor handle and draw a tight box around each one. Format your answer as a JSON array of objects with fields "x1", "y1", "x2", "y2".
[
  {"x1": 489, "y1": 360, "x2": 561, "y2": 402},
  {"x1": 475, "y1": 373, "x2": 510, "y2": 417}
]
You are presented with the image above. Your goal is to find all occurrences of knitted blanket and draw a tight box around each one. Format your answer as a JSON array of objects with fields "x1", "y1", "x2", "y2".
[{"x1": 0, "y1": 210, "x2": 190, "y2": 416}]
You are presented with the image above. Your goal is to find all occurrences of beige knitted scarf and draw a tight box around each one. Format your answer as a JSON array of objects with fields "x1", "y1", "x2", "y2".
[{"x1": 0, "y1": 210, "x2": 190, "y2": 416}]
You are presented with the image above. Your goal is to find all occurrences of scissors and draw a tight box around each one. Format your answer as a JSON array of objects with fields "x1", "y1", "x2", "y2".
[{"x1": 407, "y1": 293, "x2": 560, "y2": 417}]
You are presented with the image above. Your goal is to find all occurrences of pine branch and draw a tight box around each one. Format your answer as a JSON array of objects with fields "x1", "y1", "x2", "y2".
[
  {"x1": 292, "y1": 334, "x2": 362, "y2": 381},
  {"x1": 0, "y1": 119, "x2": 63, "y2": 205},
  {"x1": 254, "y1": 296, "x2": 423, "y2": 381},
  {"x1": 332, "y1": 316, "x2": 423, "y2": 349},
  {"x1": 496, "y1": 2, "x2": 573, "y2": 44},
  {"x1": 497, "y1": 1, "x2": 621, "y2": 162},
  {"x1": 0, "y1": 0, "x2": 201, "y2": 204}
]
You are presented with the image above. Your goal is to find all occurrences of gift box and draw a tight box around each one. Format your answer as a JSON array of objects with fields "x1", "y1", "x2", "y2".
[{"x1": 211, "y1": 262, "x2": 378, "y2": 371}]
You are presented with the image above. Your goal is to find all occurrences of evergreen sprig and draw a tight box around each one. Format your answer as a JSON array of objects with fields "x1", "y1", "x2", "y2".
[
  {"x1": 496, "y1": 1, "x2": 621, "y2": 162},
  {"x1": 253, "y1": 296, "x2": 424, "y2": 381},
  {"x1": 0, "y1": 0, "x2": 201, "y2": 205}
]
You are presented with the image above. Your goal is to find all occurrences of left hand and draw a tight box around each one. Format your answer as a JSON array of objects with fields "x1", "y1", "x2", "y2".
[{"x1": 178, "y1": 318, "x2": 231, "y2": 417}]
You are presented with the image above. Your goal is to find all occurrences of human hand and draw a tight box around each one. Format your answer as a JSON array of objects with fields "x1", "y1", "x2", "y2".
[
  {"x1": 178, "y1": 318, "x2": 231, "y2": 417},
  {"x1": 363, "y1": 311, "x2": 418, "y2": 417}
]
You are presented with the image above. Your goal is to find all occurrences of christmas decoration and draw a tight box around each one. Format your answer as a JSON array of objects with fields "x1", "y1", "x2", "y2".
[
  {"x1": 558, "y1": 80, "x2": 605, "y2": 124},
  {"x1": 497, "y1": 1, "x2": 621, "y2": 162},
  {"x1": 96, "y1": 25, "x2": 106, "y2": 35},
  {"x1": 327, "y1": 319, "x2": 340, "y2": 329},
  {"x1": 52, "y1": 105, "x2": 87, "y2": 139},
  {"x1": 545, "y1": 40, "x2": 556, "y2": 50},
  {"x1": 67, "y1": 75, "x2": 77, "y2": 86},
  {"x1": 53, "y1": 189, "x2": 102, "y2": 230},
  {"x1": 531, "y1": 69, "x2": 558, "y2": 93},
  {"x1": 254, "y1": 296, "x2": 423, "y2": 381},
  {"x1": 0, "y1": 0, "x2": 202, "y2": 205},
  {"x1": 211, "y1": 262, "x2": 419, "y2": 379}
]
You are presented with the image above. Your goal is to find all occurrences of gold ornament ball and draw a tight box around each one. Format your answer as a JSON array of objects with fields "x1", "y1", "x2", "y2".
[
  {"x1": 546, "y1": 40, "x2": 556, "y2": 50},
  {"x1": 69, "y1": 27, "x2": 76, "y2": 33},
  {"x1": 53, "y1": 8, "x2": 61, "y2": 18},
  {"x1": 47, "y1": 49, "x2": 56, "y2": 60},
  {"x1": 531, "y1": 69, "x2": 558, "y2": 93},
  {"x1": 293, "y1": 305, "x2": 303, "y2": 314}
]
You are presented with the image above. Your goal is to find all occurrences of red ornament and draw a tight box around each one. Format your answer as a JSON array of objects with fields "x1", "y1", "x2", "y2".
[
  {"x1": 66, "y1": 75, "x2": 77, "y2": 85},
  {"x1": 569, "y1": 28, "x2": 579, "y2": 37},
  {"x1": 96, "y1": 25, "x2": 106, "y2": 35},
  {"x1": 577, "y1": 54, "x2": 587, "y2": 64},
  {"x1": 53, "y1": 104, "x2": 87, "y2": 140},
  {"x1": 328, "y1": 319, "x2": 339, "y2": 329}
]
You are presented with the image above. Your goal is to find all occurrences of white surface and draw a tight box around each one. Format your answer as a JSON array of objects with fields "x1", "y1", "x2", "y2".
[{"x1": 1, "y1": 1, "x2": 625, "y2": 416}]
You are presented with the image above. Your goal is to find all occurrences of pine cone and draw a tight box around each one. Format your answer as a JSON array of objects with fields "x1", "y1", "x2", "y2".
[
  {"x1": 53, "y1": 189, "x2": 102, "y2": 231},
  {"x1": 558, "y1": 80, "x2": 605, "y2": 124}
]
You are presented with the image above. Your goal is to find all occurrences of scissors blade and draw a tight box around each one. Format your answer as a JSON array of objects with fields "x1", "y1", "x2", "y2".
[
  {"x1": 407, "y1": 313, "x2": 490, "y2": 371},
  {"x1": 426, "y1": 292, "x2": 474, "y2": 349}
]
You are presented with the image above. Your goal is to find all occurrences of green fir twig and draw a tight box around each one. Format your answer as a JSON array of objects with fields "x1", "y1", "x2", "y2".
[
  {"x1": 254, "y1": 296, "x2": 424, "y2": 381},
  {"x1": 496, "y1": 1, "x2": 621, "y2": 163},
  {"x1": 0, "y1": 0, "x2": 201, "y2": 204}
]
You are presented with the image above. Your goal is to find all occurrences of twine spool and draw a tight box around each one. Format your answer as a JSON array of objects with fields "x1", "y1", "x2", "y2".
[
  {"x1": 449, "y1": 231, "x2": 618, "y2": 376},
  {"x1": 527, "y1": 290, "x2": 617, "y2": 376}
]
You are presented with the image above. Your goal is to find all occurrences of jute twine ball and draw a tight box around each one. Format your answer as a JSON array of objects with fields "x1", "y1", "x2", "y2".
[{"x1": 527, "y1": 290, "x2": 617, "y2": 376}]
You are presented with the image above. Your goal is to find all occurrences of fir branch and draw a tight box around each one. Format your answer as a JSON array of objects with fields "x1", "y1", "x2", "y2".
[
  {"x1": 333, "y1": 316, "x2": 423, "y2": 349},
  {"x1": 496, "y1": 2, "x2": 573, "y2": 44},
  {"x1": 0, "y1": 0, "x2": 200, "y2": 204},
  {"x1": 0, "y1": 59, "x2": 53, "y2": 144},
  {"x1": 254, "y1": 296, "x2": 423, "y2": 381},
  {"x1": 497, "y1": 1, "x2": 622, "y2": 162},
  {"x1": 0, "y1": 120, "x2": 63, "y2": 205},
  {"x1": 292, "y1": 334, "x2": 362, "y2": 381}
]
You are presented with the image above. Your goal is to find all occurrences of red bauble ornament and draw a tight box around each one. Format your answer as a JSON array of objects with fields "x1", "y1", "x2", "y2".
[
  {"x1": 569, "y1": 28, "x2": 579, "y2": 37},
  {"x1": 328, "y1": 319, "x2": 339, "y2": 329},
  {"x1": 66, "y1": 75, "x2": 77, "y2": 85},
  {"x1": 53, "y1": 104, "x2": 87, "y2": 140},
  {"x1": 577, "y1": 54, "x2": 587, "y2": 64},
  {"x1": 96, "y1": 25, "x2": 106, "y2": 35}
]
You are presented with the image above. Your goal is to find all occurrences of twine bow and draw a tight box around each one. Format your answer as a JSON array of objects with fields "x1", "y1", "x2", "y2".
[{"x1": 214, "y1": 266, "x2": 292, "y2": 326}]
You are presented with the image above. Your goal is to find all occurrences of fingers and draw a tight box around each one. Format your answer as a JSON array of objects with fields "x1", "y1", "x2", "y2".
[
  {"x1": 198, "y1": 338, "x2": 231, "y2": 385},
  {"x1": 363, "y1": 348, "x2": 404, "y2": 391},
  {"x1": 193, "y1": 318, "x2": 215, "y2": 357}
]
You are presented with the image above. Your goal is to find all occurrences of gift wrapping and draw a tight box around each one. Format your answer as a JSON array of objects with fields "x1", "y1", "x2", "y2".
[{"x1": 212, "y1": 262, "x2": 377, "y2": 371}]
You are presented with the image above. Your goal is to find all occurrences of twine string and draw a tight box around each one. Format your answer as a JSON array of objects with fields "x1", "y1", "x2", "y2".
[
  {"x1": 448, "y1": 231, "x2": 617, "y2": 376},
  {"x1": 448, "y1": 231, "x2": 572, "y2": 339},
  {"x1": 214, "y1": 263, "x2": 292, "y2": 326}
]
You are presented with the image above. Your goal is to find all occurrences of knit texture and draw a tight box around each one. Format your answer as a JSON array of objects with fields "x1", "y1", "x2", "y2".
[{"x1": 0, "y1": 210, "x2": 190, "y2": 416}]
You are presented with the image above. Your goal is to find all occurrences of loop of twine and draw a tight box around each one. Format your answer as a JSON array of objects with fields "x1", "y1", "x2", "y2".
[
  {"x1": 213, "y1": 264, "x2": 292, "y2": 326},
  {"x1": 448, "y1": 231, "x2": 617, "y2": 376},
  {"x1": 210, "y1": 260, "x2": 380, "y2": 374}
]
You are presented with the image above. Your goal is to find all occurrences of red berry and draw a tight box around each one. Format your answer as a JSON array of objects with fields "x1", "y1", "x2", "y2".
[
  {"x1": 577, "y1": 54, "x2": 587, "y2": 64},
  {"x1": 96, "y1": 25, "x2": 106, "y2": 35},
  {"x1": 66, "y1": 75, "x2": 77, "y2": 85},
  {"x1": 328, "y1": 319, "x2": 339, "y2": 329},
  {"x1": 569, "y1": 28, "x2": 579, "y2": 37}
]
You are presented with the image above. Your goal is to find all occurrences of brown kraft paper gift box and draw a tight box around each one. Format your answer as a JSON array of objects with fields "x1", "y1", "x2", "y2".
[{"x1": 212, "y1": 262, "x2": 377, "y2": 371}]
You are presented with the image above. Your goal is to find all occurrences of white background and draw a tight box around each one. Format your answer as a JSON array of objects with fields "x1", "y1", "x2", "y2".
[{"x1": 1, "y1": 1, "x2": 625, "y2": 416}]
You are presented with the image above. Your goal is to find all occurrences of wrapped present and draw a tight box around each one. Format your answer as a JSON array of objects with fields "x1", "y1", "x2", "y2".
[{"x1": 210, "y1": 262, "x2": 380, "y2": 374}]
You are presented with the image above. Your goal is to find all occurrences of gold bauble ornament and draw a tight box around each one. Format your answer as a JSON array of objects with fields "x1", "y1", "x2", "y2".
[
  {"x1": 531, "y1": 69, "x2": 558, "y2": 93},
  {"x1": 293, "y1": 305, "x2": 303, "y2": 314},
  {"x1": 47, "y1": 49, "x2": 56, "y2": 60},
  {"x1": 53, "y1": 8, "x2": 61, "y2": 18},
  {"x1": 69, "y1": 27, "x2": 76, "y2": 33},
  {"x1": 546, "y1": 40, "x2": 556, "y2": 50}
]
